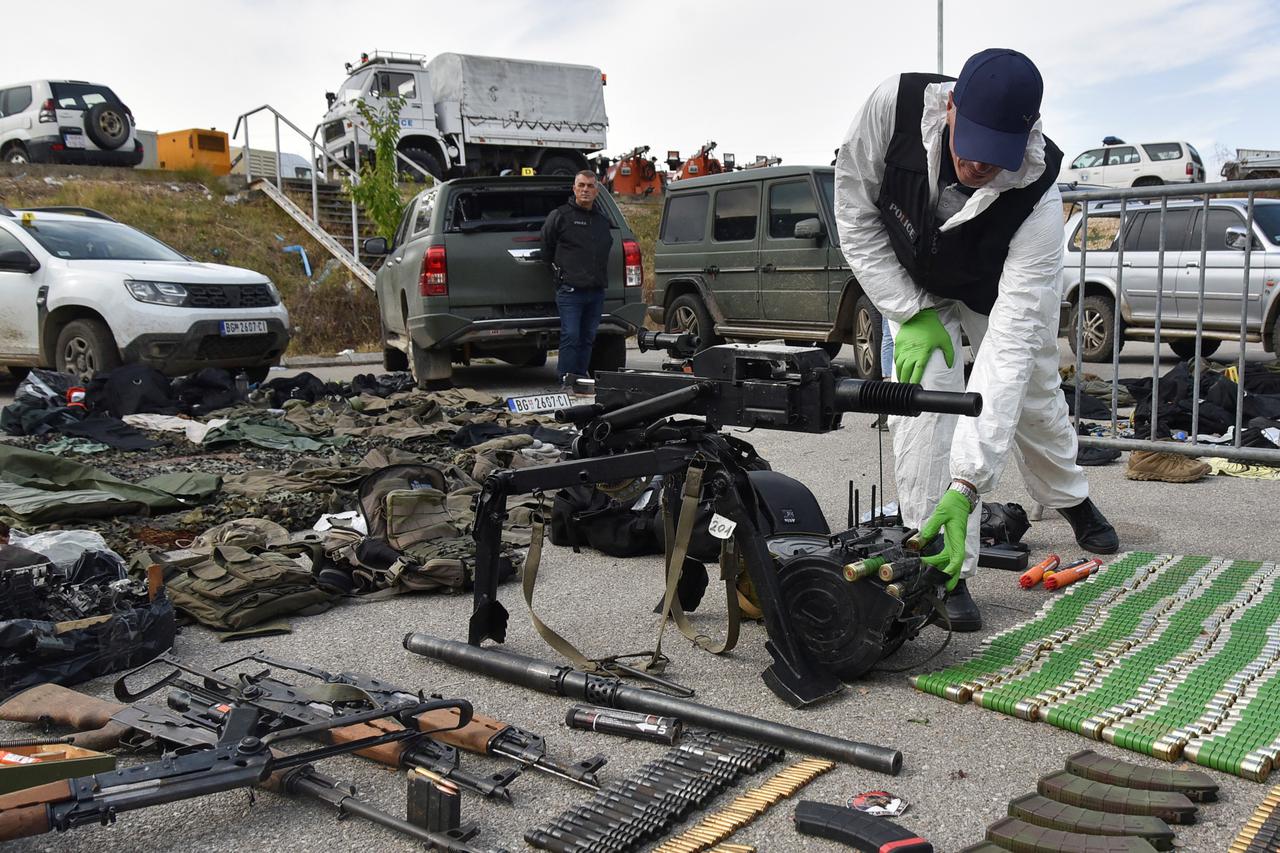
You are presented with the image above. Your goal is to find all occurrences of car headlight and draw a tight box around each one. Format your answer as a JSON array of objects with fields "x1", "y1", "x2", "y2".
[
  {"x1": 264, "y1": 280, "x2": 280, "y2": 304},
  {"x1": 126, "y1": 280, "x2": 188, "y2": 306}
]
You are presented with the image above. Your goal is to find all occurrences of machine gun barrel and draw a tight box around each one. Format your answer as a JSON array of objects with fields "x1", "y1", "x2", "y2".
[
  {"x1": 591, "y1": 382, "x2": 713, "y2": 435},
  {"x1": 834, "y1": 378, "x2": 982, "y2": 418},
  {"x1": 403, "y1": 634, "x2": 902, "y2": 775}
]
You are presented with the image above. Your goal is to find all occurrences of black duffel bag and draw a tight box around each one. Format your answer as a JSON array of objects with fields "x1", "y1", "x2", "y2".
[{"x1": 0, "y1": 546, "x2": 176, "y2": 699}]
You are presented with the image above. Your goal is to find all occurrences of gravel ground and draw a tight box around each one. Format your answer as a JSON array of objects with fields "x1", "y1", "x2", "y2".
[{"x1": 1, "y1": 341, "x2": 1274, "y2": 853}]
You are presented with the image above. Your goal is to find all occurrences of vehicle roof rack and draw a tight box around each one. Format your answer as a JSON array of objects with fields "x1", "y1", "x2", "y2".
[
  {"x1": 23, "y1": 206, "x2": 117, "y2": 221},
  {"x1": 346, "y1": 50, "x2": 428, "y2": 73}
]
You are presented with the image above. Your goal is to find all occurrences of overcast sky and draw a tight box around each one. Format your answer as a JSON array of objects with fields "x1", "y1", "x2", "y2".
[{"x1": 8, "y1": 0, "x2": 1279, "y2": 177}]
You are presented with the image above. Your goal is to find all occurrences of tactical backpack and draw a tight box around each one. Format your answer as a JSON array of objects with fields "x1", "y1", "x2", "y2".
[{"x1": 158, "y1": 519, "x2": 332, "y2": 634}]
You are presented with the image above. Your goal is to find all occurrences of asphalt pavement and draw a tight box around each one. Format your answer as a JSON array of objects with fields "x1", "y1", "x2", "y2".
[{"x1": 1, "y1": 339, "x2": 1274, "y2": 853}]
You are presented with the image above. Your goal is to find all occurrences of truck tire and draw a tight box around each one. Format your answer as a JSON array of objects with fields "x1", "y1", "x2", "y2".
[
  {"x1": 381, "y1": 318, "x2": 409, "y2": 371},
  {"x1": 1067, "y1": 293, "x2": 1123, "y2": 363},
  {"x1": 588, "y1": 334, "x2": 626, "y2": 376},
  {"x1": 540, "y1": 155, "x2": 581, "y2": 176},
  {"x1": 1169, "y1": 338, "x2": 1221, "y2": 360},
  {"x1": 410, "y1": 341, "x2": 452, "y2": 390},
  {"x1": 851, "y1": 294, "x2": 882, "y2": 379},
  {"x1": 3, "y1": 143, "x2": 29, "y2": 164},
  {"x1": 664, "y1": 293, "x2": 721, "y2": 351},
  {"x1": 85, "y1": 103, "x2": 129, "y2": 150},
  {"x1": 55, "y1": 319, "x2": 121, "y2": 380},
  {"x1": 400, "y1": 147, "x2": 442, "y2": 182}
]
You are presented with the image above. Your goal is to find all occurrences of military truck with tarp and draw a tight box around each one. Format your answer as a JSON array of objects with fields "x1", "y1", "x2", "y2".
[{"x1": 320, "y1": 51, "x2": 609, "y2": 180}]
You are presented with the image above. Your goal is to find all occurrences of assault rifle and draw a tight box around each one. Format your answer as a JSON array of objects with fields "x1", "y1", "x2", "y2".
[
  {"x1": 0, "y1": 656, "x2": 495, "y2": 849},
  {"x1": 468, "y1": 338, "x2": 982, "y2": 708}
]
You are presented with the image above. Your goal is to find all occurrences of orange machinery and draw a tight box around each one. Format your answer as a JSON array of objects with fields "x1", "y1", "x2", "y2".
[
  {"x1": 666, "y1": 141, "x2": 733, "y2": 181},
  {"x1": 156, "y1": 128, "x2": 231, "y2": 175},
  {"x1": 604, "y1": 145, "x2": 664, "y2": 196}
]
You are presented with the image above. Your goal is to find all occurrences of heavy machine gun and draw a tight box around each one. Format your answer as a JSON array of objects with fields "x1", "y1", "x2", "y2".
[{"x1": 468, "y1": 337, "x2": 982, "y2": 709}]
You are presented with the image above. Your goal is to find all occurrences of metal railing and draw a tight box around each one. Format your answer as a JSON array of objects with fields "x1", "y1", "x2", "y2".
[
  {"x1": 233, "y1": 104, "x2": 364, "y2": 260},
  {"x1": 231, "y1": 105, "x2": 432, "y2": 263},
  {"x1": 1062, "y1": 178, "x2": 1280, "y2": 464}
]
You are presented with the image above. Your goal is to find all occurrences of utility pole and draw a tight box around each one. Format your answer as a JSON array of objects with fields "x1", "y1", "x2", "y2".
[{"x1": 937, "y1": 0, "x2": 944, "y2": 73}]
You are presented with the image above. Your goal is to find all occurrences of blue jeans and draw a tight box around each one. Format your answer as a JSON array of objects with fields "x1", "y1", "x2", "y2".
[{"x1": 556, "y1": 285, "x2": 605, "y2": 379}]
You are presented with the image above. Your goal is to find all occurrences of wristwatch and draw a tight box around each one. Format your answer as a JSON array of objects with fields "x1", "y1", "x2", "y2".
[{"x1": 948, "y1": 479, "x2": 979, "y2": 512}]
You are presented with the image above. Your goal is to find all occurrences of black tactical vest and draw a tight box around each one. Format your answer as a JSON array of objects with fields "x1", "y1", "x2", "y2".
[{"x1": 874, "y1": 73, "x2": 1062, "y2": 315}]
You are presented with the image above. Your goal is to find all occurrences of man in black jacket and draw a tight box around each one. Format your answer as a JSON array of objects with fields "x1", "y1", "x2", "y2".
[{"x1": 541, "y1": 170, "x2": 613, "y2": 392}]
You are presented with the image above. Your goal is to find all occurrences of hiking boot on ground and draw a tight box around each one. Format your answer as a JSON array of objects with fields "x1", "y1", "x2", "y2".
[
  {"x1": 942, "y1": 580, "x2": 982, "y2": 632},
  {"x1": 1125, "y1": 449, "x2": 1211, "y2": 483},
  {"x1": 1056, "y1": 497, "x2": 1120, "y2": 554}
]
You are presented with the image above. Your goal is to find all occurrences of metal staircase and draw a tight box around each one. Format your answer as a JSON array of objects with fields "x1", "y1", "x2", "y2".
[
  {"x1": 233, "y1": 104, "x2": 422, "y2": 292},
  {"x1": 250, "y1": 179, "x2": 375, "y2": 289}
]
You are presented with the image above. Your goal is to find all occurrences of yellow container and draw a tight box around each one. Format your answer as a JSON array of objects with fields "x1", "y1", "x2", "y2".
[{"x1": 156, "y1": 128, "x2": 231, "y2": 175}]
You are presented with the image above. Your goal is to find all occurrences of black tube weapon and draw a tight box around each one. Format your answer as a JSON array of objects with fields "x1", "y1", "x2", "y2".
[{"x1": 403, "y1": 633, "x2": 903, "y2": 775}]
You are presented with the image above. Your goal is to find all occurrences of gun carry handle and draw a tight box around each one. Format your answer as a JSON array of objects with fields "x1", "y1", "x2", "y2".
[
  {"x1": 320, "y1": 717, "x2": 411, "y2": 767},
  {"x1": 0, "y1": 781, "x2": 70, "y2": 841},
  {"x1": 415, "y1": 707, "x2": 505, "y2": 754}
]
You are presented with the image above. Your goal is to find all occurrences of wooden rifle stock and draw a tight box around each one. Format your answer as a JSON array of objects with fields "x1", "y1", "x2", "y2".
[
  {"x1": 0, "y1": 781, "x2": 71, "y2": 840},
  {"x1": 0, "y1": 684, "x2": 131, "y2": 751}
]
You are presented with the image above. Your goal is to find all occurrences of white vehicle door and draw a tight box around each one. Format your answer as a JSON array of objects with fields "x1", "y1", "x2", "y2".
[
  {"x1": 1101, "y1": 146, "x2": 1141, "y2": 188},
  {"x1": 372, "y1": 69, "x2": 425, "y2": 134},
  {"x1": 1066, "y1": 148, "x2": 1105, "y2": 184},
  {"x1": 0, "y1": 225, "x2": 45, "y2": 358},
  {"x1": 1180, "y1": 207, "x2": 1268, "y2": 329},
  {"x1": 0, "y1": 86, "x2": 34, "y2": 147}
]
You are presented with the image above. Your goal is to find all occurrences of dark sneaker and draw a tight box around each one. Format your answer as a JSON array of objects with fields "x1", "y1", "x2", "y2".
[
  {"x1": 1056, "y1": 498, "x2": 1120, "y2": 554},
  {"x1": 942, "y1": 580, "x2": 982, "y2": 632},
  {"x1": 1077, "y1": 446, "x2": 1121, "y2": 466}
]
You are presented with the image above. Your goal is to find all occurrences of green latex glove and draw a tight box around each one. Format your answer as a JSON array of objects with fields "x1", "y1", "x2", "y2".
[
  {"x1": 893, "y1": 308, "x2": 955, "y2": 385},
  {"x1": 914, "y1": 489, "x2": 972, "y2": 590}
]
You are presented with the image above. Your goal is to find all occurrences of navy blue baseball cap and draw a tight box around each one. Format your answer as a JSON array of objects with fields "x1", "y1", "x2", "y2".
[{"x1": 951, "y1": 48, "x2": 1043, "y2": 172}]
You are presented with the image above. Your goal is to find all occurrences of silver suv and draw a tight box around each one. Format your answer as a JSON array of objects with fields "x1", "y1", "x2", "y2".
[
  {"x1": 0, "y1": 80, "x2": 143, "y2": 167},
  {"x1": 1063, "y1": 198, "x2": 1280, "y2": 361}
]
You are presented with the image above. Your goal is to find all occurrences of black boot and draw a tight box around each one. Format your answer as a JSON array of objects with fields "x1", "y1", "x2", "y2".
[
  {"x1": 943, "y1": 580, "x2": 982, "y2": 632},
  {"x1": 1056, "y1": 498, "x2": 1119, "y2": 554}
]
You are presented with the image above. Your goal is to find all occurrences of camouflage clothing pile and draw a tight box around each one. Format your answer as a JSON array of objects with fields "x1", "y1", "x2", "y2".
[{"x1": 0, "y1": 373, "x2": 573, "y2": 635}]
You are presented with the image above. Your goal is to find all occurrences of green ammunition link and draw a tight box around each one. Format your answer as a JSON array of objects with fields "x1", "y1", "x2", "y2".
[{"x1": 843, "y1": 556, "x2": 886, "y2": 582}]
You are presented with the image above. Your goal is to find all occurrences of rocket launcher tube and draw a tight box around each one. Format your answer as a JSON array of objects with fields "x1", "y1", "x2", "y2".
[
  {"x1": 1020, "y1": 555, "x2": 1060, "y2": 589},
  {"x1": 1044, "y1": 559, "x2": 1103, "y2": 591}
]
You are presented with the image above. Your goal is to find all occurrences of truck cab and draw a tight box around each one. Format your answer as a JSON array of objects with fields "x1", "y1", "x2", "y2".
[{"x1": 320, "y1": 51, "x2": 450, "y2": 180}]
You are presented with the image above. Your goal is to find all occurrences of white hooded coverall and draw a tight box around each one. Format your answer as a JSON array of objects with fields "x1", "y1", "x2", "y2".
[{"x1": 834, "y1": 75, "x2": 1088, "y2": 578}]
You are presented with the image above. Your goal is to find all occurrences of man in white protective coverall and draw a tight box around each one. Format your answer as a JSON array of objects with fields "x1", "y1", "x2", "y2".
[{"x1": 834, "y1": 48, "x2": 1118, "y2": 631}]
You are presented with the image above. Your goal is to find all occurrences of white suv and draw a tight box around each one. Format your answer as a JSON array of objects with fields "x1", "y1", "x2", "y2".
[
  {"x1": 1060, "y1": 139, "x2": 1205, "y2": 188},
  {"x1": 0, "y1": 80, "x2": 144, "y2": 167},
  {"x1": 0, "y1": 207, "x2": 290, "y2": 380}
]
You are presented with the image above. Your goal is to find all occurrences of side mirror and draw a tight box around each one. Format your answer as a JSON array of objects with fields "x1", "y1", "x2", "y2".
[
  {"x1": 325, "y1": 91, "x2": 336, "y2": 107},
  {"x1": 362, "y1": 237, "x2": 389, "y2": 256},
  {"x1": 0, "y1": 250, "x2": 38, "y2": 273},
  {"x1": 1225, "y1": 226, "x2": 1250, "y2": 251},
  {"x1": 794, "y1": 218, "x2": 825, "y2": 241}
]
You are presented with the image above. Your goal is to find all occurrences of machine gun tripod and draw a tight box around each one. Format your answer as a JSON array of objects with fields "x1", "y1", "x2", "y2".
[{"x1": 468, "y1": 338, "x2": 982, "y2": 708}]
